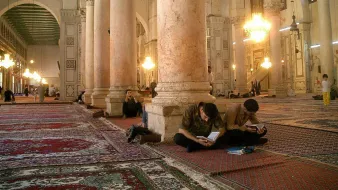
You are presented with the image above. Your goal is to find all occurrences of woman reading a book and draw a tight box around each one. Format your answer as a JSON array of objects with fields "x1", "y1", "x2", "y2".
[{"x1": 173, "y1": 102, "x2": 227, "y2": 152}]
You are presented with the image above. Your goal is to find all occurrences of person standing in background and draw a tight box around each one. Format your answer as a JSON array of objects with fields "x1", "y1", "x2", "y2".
[{"x1": 321, "y1": 74, "x2": 330, "y2": 106}]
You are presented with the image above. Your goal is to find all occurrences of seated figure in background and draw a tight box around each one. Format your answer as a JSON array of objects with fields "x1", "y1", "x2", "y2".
[
  {"x1": 4, "y1": 88, "x2": 15, "y2": 102},
  {"x1": 123, "y1": 89, "x2": 142, "y2": 118},
  {"x1": 127, "y1": 106, "x2": 151, "y2": 143}
]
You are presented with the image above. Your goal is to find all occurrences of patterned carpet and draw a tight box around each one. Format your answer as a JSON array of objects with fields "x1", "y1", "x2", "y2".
[
  {"x1": 1, "y1": 160, "x2": 206, "y2": 189},
  {"x1": 0, "y1": 104, "x2": 215, "y2": 189}
]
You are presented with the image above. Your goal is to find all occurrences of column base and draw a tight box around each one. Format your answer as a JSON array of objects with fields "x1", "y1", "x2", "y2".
[
  {"x1": 151, "y1": 82, "x2": 215, "y2": 105},
  {"x1": 146, "y1": 102, "x2": 227, "y2": 142},
  {"x1": 83, "y1": 89, "x2": 94, "y2": 104},
  {"x1": 268, "y1": 86, "x2": 287, "y2": 97},
  {"x1": 91, "y1": 88, "x2": 109, "y2": 108},
  {"x1": 105, "y1": 86, "x2": 138, "y2": 116}
]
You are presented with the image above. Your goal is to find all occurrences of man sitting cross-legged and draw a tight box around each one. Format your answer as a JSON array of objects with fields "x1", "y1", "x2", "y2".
[
  {"x1": 223, "y1": 99, "x2": 267, "y2": 146},
  {"x1": 123, "y1": 89, "x2": 142, "y2": 118},
  {"x1": 174, "y1": 102, "x2": 227, "y2": 152}
]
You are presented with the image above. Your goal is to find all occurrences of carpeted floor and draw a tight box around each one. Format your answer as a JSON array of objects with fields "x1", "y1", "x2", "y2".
[
  {"x1": 0, "y1": 104, "x2": 217, "y2": 189},
  {"x1": 0, "y1": 104, "x2": 160, "y2": 171},
  {"x1": 150, "y1": 96, "x2": 338, "y2": 189},
  {"x1": 1, "y1": 160, "x2": 206, "y2": 189}
]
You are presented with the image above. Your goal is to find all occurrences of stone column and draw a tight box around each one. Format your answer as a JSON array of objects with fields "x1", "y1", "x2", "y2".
[
  {"x1": 83, "y1": 0, "x2": 94, "y2": 104},
  {"x1": 146, "y1": 0, "x2": 158, "y2": 83},
  {"x1": 318, "y1": 0, "x2": 334, "y2": 83},
  {"x1": 233, "y1": 17, "x2": 248, "y2": 94},
  {"x1": 105, "y1": 0, "x2": 137, "y2": 116},
  {"x1": 80, "y1": 9, "x2": 86, "y2": 90},
  {"x1": 264, "y1": 2, "x2": 286, "y2": 96},
  {"x1": 301, "y1": 0, "x2": 312, "y2": 92},
  {"x1": 91, "y1": 0, "x2": 110, "y2": 108},
  {"x1": 146, "y1": 0, "x2": 216, "y2": 141}
]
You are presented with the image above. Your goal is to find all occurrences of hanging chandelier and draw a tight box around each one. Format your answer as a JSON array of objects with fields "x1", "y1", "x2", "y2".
[
  {"x1": 0, "y1": 54, "x2": 15, "y2": 69},
  {"x1": 244, "y1": 13, "x2": 271, "y2": 43},
  {"x1": 261, "y1": 57, "x2": 272, "y2": 69},
  {"x1": 142, "y1": 57, "x2": 155, "y2": 70},
  {"x1": 23, "y1": 68, "x2": 48, "y2": 84}
]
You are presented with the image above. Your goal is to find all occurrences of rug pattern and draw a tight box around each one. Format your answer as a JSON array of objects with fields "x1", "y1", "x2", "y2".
[
  {"x1": 0, "y1": 104, "x2": 161, "y2": 171},
  {"x1": 260, "y1": 124, "x2": 338, "y2": 157},
  {"x1": 214, "y1": 158, "x2": 338, "y2": 190},
  {"x1": 0, "y1": 160, "x2": 205, "y2": 190}
]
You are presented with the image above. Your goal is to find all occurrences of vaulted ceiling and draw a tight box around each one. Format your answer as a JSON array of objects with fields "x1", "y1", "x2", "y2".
[{"x1": 2, "y1": 3, "x2": 59, "y2": 45}]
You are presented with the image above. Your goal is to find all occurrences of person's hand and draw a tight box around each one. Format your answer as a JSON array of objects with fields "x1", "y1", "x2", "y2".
[
  {"x1": 205, "y1": 140, "x2": 215, "y2": 147},
  {"x1": 246, "y1": 127, "x2": 257, "y2": 133},
  {"x1": 125, "y1": 94, "x2": 130, "y2": 102},
  {"x1": 257, "y1": 127, "x2": 266, "y2": 135},
  {"x1": 197, "y1": 138, "x2": 208, "y2": 146}
]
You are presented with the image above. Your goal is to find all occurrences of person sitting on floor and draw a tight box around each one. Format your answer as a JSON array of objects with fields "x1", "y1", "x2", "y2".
[
  {"x1": 123, "y1": 89, "x2": 142, "y2": 118},
  {"x1": 174, "y1": 102, "x2": 226, "y2": 152},
  {"x1": 127, "y1": 106, "x2": 151, "y2": 143},
  {"x1": 77, "y1": 91, "x2": 85, "y2": 104},
  {"x1": 223, "y1": 99, "x2": 267, "y2": 146},
  {"x1": 4, "y1": 88, "x2": 15, "y2": 102}
]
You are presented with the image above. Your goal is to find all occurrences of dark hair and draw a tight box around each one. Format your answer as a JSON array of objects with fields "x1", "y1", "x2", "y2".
[
  {"x1": 323, "y1": 74, "x2": 328, "y2": 78},
  {"x1": 125, "y1": 89, "x2": 132, "y2": 94},
  {"x1": 244, "y1": 99, "x2": 259, "y2": 112},
  {"x1": 203, "y1": 103, "x2": 219, "y2": 119}
]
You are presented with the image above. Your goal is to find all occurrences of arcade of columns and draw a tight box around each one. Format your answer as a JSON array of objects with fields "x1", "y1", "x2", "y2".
[{"x1": 79, "y1": 0, "x2": 335, "y2": 141}]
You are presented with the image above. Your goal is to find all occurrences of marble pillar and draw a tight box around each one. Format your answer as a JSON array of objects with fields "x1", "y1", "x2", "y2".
[
  {"x1": 80, "y1": 9, "x2": 86, "y2": 90},
  {"x1": 106, "y1": 0, "x2": 138, "y2": 116},
  {"x1": 301, "y1": 0, "x2": 312, "y2": 92},
  {"x1": 146, "y1": 0, "x2": 217, "y2": 142},
  {"x1": 83, "y1": 0, "x2": 94, "y2": 104},
  {"x1": 318, "y1": 0, "x2": 334, "y2": 83},
  {"x1": 146, "y1": 0, "x2": 158, "y2": 83},
  {"x1": 91, "y1": 0, "x2": 110, "y2": 108},
  {"x1": 264, "y1": 3, "x2": 286, "y2": 97},
  {"x1": 233, "y1": 17, "x2": 248, "y2": 94}
]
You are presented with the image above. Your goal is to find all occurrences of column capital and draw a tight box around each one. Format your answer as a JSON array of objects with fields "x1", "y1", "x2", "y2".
[{"x1": 86, "y1": 0, "x2": 94, "y2": 6}]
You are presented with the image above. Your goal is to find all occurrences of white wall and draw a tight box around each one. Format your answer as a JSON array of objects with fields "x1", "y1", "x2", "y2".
[{"x1": 27, "y1": 45, "x2": 60, "y2": 87}]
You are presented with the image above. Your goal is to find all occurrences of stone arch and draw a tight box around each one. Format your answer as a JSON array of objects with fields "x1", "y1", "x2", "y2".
[
  {"x1": 0, "y1": 0, "x2": 60, "y2": 25},
  {"x1": 136, "y1": 12, "x2": 149, "y2": 39}
]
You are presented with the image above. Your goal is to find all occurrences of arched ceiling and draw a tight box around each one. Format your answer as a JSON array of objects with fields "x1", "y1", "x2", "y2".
[{"x1": 2, "y1": 3, "x2": 59, "y2": 45}]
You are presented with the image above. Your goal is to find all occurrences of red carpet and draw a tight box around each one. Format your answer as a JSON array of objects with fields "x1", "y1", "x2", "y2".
[
  {"x1": 153, "y1": 143, "x2": 338, "y2": 190},
  {"x1": 215, "y1": 158, "x2": 338, "y2": 190},
  {"x1": 108, "y1": 117, "x2": 142, "y2": 131},
  {"x1": 261, "y1": 124, "x2": 338, "y2": 156},
  {"x1": 0, "y1": 104, "x2": 160, "y2": 170},
  {"x1": 152, "y1": 144, "x2": 287, "y2": 174}
]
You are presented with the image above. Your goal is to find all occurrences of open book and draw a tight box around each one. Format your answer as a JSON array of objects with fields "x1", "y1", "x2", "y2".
[
  {"x1": 196, "y1": 132, "x2": 220, "y2": 142},
  {"x1": 247, "y1": 124, "x2": 265, "y2": 130}
]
